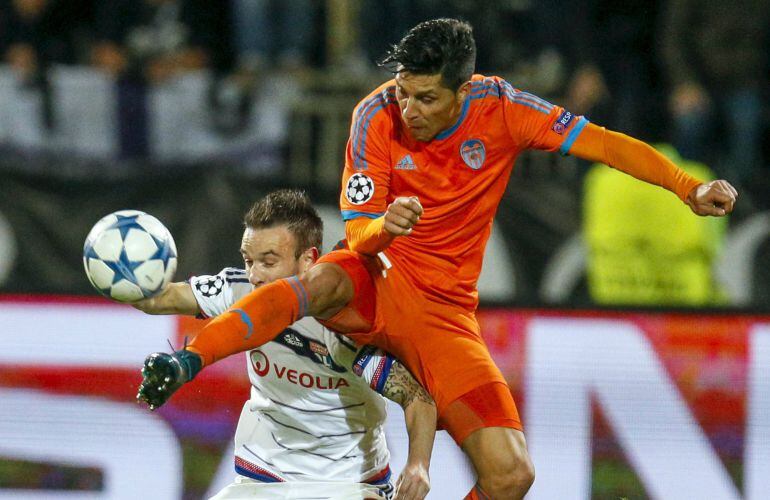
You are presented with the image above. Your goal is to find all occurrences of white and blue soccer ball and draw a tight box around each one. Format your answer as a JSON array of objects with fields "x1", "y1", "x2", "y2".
[{"x1": 83, "y1": 210, "x2": 177, "y2": 302}]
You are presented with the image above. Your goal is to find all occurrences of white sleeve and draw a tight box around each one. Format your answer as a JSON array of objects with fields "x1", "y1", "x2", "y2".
[
  {"x1": 189, "y1": 267, "x2": 252, "y2": 318},
  {"x1": 351, "y1": 345, "x2": 397, "y2": 395}
]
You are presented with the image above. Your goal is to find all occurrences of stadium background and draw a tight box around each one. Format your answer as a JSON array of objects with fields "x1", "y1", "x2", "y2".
[{"x1": 1, "y1": 1, "x2": 769, "y2": 498}]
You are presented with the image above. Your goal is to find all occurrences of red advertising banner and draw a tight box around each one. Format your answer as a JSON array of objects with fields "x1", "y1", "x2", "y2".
[
  {"x1": 1, "y1": 297, "x2": 768, "y2": 499},
  {"x1": 477, "y1": 309, "x2": 768, "y2": 499}
]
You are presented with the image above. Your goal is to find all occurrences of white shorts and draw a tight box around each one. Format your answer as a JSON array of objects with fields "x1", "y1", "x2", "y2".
[{"x1": 209, "y1": 476, "x2": 387, "y2": 500}]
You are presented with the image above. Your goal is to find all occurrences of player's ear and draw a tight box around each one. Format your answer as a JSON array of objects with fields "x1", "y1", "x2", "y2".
[
  {"x1": 456, "y1": 80, "x2": 472, "y2": 103},
  {"x1": 298, "y1": 247, "x2": 319, "y2": 273}
]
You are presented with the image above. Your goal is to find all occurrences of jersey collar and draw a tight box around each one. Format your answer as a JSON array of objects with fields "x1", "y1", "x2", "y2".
[{"x1": 434, "y1": 96, "x2": 470, "y2": 141}]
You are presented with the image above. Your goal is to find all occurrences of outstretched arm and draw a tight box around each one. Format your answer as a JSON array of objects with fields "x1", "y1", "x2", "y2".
[
  {"x1": 569, "y1": 123, "x2": 737, "y2": 216},
  {"x1": 381, "y1": 361, "x2": 435, "y2": 500},
  {"x1": 132, "y1": 282, "x2": 199, "y2": 315}
]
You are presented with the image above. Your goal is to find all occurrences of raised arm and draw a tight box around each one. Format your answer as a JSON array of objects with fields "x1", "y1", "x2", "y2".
[
  {"x1": 132, "y1": 282, "x2": 200, "y2": 315},
  {"x1": 381, "y1": 361, "x2": 435, "y2": 500},
  {"x1": 496, "y1": 78, "x2": 736, "y2": 216},
  {"x1": 569, "y1": 123, "x2": 737, "y2": 216}
]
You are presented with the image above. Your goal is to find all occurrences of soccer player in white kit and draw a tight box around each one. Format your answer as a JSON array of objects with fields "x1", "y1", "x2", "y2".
[{"x1": 134, "y1": 190, "x2": 436, "y2": 500}]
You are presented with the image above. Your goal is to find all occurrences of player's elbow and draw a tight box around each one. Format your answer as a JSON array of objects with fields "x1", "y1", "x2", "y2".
[
  {"x1": 404, "y1": 393, "x2": 435, "y2": 413},
  {"x1": 403, "y1": 388, "x2": 437, "y2": 421}
]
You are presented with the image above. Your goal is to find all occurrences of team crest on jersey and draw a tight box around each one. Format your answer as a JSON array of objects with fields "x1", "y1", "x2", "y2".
[
  {"x1": 460, "y1": 139, "x2": 486, "y2": 170},
  {"x1": 195, "y1": 276, "x2": 224, "y2": 297},
  {"x1": 345, "y1": 173, "x2": 375, "y2": 205}
]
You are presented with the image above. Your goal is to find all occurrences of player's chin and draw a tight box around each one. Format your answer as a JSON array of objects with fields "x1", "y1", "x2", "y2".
[{"x1": 407, "y1": 127, "x2": 432, "y2": 142}]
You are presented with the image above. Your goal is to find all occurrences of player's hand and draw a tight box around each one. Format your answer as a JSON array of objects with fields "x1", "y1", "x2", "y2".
[
  {"x1": 384, "y1": 197, "x2": 423, "y2": 237},
  {"x1": 136, "y1": 350, "x2": 201, "y2": 410},
  {"x1": 685, "y1": 180, "x2": 738, "y2": 217},
  {"x1": 394, "y1": 461, "x2": 430, "y2": 500}
]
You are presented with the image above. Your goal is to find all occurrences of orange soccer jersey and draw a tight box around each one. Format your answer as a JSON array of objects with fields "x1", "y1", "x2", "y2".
[
  {"x1": 328, "y1": 75, "x2": 596, "y2": 438},
  {"x1": 340, "y1": 75, "x2": 590, "y2": 311},
  {"x1": 334, "y1": 74, "x2": 702, "y2": 440}
]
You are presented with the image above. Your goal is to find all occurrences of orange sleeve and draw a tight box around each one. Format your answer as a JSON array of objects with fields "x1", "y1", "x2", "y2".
[
  {"x1": 340, "y1": 86, "x2": 396, "y2": 220},
  {"x1": 187, "y1": 277, "x2": 304, "y2": 367},
  {"x1": 345, "y1": 216, "x2": 394, "y2": 256},
  {"x1": 570, "y1": 123, "x2": 702, "y2": 202}
]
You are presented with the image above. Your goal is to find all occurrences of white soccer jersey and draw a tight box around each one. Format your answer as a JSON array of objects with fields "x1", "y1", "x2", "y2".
[{"x1": 190, "y1": 268, "x2": 395, "y2": 489}]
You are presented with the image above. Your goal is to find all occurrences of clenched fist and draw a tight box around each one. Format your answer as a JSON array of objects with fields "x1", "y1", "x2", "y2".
[
  {"x1": 384, "y1": 197, "x2": 423, "y2": 236},
  {"x1": 686, "y1": 180, "x2": 738, "y2": 217}
]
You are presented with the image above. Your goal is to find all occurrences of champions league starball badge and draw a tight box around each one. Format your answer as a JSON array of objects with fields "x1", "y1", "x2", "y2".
[{"x1": 345, "y1": 173, "x2": 375, "y2": 205}]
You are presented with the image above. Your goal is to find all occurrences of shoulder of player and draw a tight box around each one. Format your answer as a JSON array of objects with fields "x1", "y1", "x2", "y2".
[
  {"x1": 191, "y1": 267, "x2": 246, "y2": 281},
  {"x1": 481, "y1": 77, "x2": 556, "y2": 115},
  {"x1": 191, "y1": 268, "x2": 249, "y2": 292},
  {"x1": 352, "y1": 81, "x2": 398, "y2": 125},
  {"x1": 223, "y1": 268, "x2": 249, "y2": 283}
]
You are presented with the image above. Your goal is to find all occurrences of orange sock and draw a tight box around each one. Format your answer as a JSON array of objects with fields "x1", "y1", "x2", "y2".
[
  {"x1": 464, "y1": 484, "x2": 491, "y2": 500},
  {"x1": 187, "y1": 276, "x2": 308, "y2": 366}
]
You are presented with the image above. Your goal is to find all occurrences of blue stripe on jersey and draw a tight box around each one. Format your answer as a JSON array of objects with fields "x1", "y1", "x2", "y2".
[
  {"x1": 351, "y1": 93, "x2": 382, "y2": 170},
  {"x1": 341, "y1": 210, "x2": 384, "y2": 221},
  {"x1": 500, "y1": 81, "x2": 553, "y2": 114},
  {"x1": 352, "y1": 89, "x2": 396, "y2": 171},
  {"x1": 286, "y1": 276, "x2": 309, "y2": 318},
  {"x1": 560, "y1": 116, "x2": 589, "y2": 155},
  {"x1": 224, "y1": 268, "x2": 246, "y2": 275},
  {"x1": 504, "y1": 90, "x2": 552, "y2": 113},
  {"x1": 232, "y1": 309, "x2": 254, "y2": 339},
  {"x1": 355, "y1": 97, "x2": 394, "y2": 171},
  {"x1": 470, "y1": 82, "x2": 500, "y2": 100},
  {"x1": 435, "y1": 96, "x2": 471, "y2": 140},
  {"x1": 501, "y1": 81, "x2": 553, "y2": 109},
  {"x1": 226, "y1": 278, "x2": 250, "y2": 283}
]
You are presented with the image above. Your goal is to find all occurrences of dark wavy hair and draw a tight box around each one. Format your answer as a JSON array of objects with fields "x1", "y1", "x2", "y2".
[
  {"x1": 379, "y1": 18, "x2": 476, "y2": 91},
  {"x1": 244, "y1": 189, "x2": 323, "y2": 257}
]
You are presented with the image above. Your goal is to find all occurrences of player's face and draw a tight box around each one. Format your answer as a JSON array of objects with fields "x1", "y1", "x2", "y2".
[
  {"x1": 240, "y1": 226, "x2": 316, "y2": 288},
  {"x1": 395, "y1": 71, "x2": 471, "y2": 142}
]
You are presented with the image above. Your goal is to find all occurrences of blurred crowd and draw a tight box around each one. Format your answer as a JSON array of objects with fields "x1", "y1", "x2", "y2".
[
  {"x1": 1, "y1": 0, "x2": 769, "y2": 307},
  {"x1": 1, "y1": 0, "x2": 769, "y2": 191}
]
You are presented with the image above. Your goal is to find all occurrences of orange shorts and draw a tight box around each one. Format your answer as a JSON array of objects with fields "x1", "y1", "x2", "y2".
[{"x1": 316, "y1": 250, "x2": 522, "y2": 445}]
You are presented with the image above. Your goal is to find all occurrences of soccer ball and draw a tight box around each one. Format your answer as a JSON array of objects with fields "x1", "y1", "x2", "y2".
[{"x1": 83, "y1": 210, "x2": 177, "y2": 302}]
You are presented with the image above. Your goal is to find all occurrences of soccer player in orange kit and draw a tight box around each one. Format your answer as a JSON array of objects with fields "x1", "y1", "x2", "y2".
[{"x1": 140, "y1": 18, "x2": 738, "y2": 499}]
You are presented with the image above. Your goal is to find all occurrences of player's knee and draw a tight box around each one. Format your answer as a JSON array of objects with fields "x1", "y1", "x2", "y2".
[
  {"x1": 478, "y1": 448, "x2": 535, "y2": 499},
  {"x1": 301, "y1": 263, "x2": 354, "y2": 316},
  {"x1": 511, "y1": 453, "x2": 535, "y2": 493}
]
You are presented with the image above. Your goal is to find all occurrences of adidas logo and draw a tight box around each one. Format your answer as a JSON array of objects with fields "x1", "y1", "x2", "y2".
[{"x1": 395, "y1": 154, "x2": 417, "y2": 170}]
